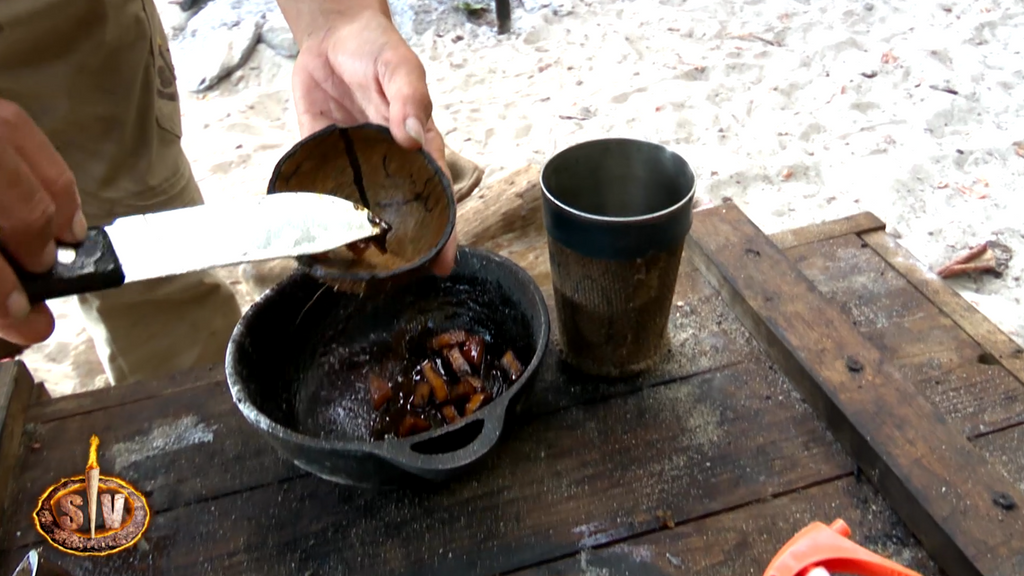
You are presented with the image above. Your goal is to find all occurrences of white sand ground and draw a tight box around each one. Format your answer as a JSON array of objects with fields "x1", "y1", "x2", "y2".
[{"x1": 17, "y1": 0, "x2": 1024, "y2": 396}]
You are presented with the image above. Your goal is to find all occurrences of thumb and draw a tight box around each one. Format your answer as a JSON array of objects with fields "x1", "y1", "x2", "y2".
[{"x1": 378, "y1": 44, "x2": 433, "y2": 151}]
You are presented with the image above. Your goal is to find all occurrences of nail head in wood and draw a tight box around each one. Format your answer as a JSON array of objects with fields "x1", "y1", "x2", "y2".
[
  {"x1": 993, "y1": 492, "x2": 1018, "y2": 512},
  {"x1": 845, "y1": 356, "x2": 864, "y2": 373}
]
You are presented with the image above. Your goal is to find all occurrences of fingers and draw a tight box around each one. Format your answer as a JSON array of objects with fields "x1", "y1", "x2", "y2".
[
  {"x1": 377, "y1": 42, "x2": 434, "y2": 153},
  {"x1": 421, "y1": 119, "x2": 451, "y2": 183},
  {"x1": 429, "y1": 232, "x2": 458, "y2": 277},
  {"x1": 0, "y1": 98, "x2": 77, "y2": 345},
  {"x1": 0, "y1": 100, "x2": 85, "y2": 247},
  {"x1": 376, "y1": 56, "x2": 457, "y2": 278},
  {"x1": 0, "y1": 139, "x2": 58, "y2": 274},
  {"x1": 0, "y1": 258, "x2": 55, "y2": 345}
]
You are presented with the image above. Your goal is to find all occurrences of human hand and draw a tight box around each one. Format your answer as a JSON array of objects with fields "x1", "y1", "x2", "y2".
[
  {"x1": 0, "y1": 99, "x2": 87, "y2": 345},
  {"x1": 286, "y1": 5, "x2": 456, "y2": 275}
]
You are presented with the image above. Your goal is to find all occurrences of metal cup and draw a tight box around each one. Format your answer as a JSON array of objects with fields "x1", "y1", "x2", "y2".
[{"x1": 540, "y1": 138, "x2": 696, "y2": 378}]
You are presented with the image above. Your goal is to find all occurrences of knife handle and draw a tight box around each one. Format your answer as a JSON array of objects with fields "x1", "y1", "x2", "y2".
[{"x1": 3, "y1": 228, "x2": 126, "y2": 304}]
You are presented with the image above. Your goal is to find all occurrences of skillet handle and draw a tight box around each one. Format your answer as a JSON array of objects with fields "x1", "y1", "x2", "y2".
[{"x1": 394, "y1": 403, "x2": 507, "y2": 473}]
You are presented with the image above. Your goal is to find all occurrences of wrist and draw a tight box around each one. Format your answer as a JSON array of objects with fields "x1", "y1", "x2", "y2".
[{"x1": 277, "y1": 0, "x2": 393, "y2": 49}]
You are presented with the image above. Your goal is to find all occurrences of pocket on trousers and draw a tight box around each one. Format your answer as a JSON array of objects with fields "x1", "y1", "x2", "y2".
[{"x1": 139, "y1": 0, "x2": 184, "y2": 139}]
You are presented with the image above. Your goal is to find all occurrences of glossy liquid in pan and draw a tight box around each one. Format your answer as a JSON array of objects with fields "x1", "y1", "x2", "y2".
[{"x1": 284, "y1": 273, "x2": 534, "y2": 442}]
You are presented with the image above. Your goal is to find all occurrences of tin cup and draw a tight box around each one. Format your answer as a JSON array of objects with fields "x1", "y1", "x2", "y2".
[{"x1": 540, "y1": 138, "x2": 696, "y2": 378}]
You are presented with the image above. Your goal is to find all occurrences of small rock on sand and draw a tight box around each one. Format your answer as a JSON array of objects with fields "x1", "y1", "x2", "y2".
[{"x1": 172, "y1": 0, "x2": 274, "y2": 92}]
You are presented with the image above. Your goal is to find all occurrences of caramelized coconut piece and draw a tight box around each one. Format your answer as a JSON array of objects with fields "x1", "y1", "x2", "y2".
[
  {"x1": 446, "y1": 346, "x2": 473, "y2": 376},
  {"x1": 368, "y1": 373, "x2": 392, "y2": 411},
  {"x1": 422, "y1": 361, "x2": 449, "y2": 402},
  {"x1": 449, "y1": 379, "x2": 477, "y2": 403},
  {"x1": 462, "y1": 375, "x2": 484, "y2": 391},
  {"x1": 430, "y1": 330, "x2": 470, "y2": 350},
  {"x1": 461, "y1": 335, "x2": 485, "y2": 370},
  {"x1": 441, "y1": 405, "x2": 460, "y2": 424},
  {"x1": 500, "y1": 350, "x2": 524, "y2": 381},
  {"x1": 397, "y1": 414, "x2": 432, "y2": 438},
  {"x1": 412, "y1": 381, "x2": 432, "y2": 408},
  {"x1": 464, "y1": 392, "x2": 492, "y2": 416}
]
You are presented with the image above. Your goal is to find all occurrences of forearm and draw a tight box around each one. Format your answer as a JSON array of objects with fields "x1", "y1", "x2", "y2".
[{"x1": 277, "y1": 0, "x2": 394, "y2": 48}]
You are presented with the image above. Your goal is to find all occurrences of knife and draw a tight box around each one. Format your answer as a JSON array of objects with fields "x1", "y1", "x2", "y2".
[
  {"x1": 5, "y1": 192, "x2": 389, "y2": 304},
  {"x1": 11, "y1": 549, "x2": 74, "y2": 576}
]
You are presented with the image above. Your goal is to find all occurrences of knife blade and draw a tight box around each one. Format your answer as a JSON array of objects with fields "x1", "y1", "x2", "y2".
[
  {"x1": 11, "y1": 549, "x2": 74, "y2": 576},
  {"x1": 6, "y1": 192, "x2": 389, "y2": 304}
]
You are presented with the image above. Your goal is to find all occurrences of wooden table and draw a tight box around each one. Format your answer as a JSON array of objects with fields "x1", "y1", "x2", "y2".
[{"x1": 2, "y1": 203, "x2": 1023, "y2": 576}]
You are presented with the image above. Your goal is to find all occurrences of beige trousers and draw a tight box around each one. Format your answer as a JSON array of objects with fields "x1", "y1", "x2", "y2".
[{"x1": 0, "y1": 0, "x2": 241, "y2": 385}]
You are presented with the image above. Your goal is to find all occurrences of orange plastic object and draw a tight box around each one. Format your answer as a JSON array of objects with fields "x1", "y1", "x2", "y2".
[{"x1": 763, "y1": 519, "x2": 923, "y2": 576}]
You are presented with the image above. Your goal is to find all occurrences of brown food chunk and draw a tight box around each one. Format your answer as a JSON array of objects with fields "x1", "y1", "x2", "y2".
[
  {"x1": 500, "y1": 350, "x2": 524, "y2": 381},
  {"x1": 462, "y1": 375, "x2": 484, "y2": 391},
  {"x1": 412, "y1": 382, "x2": 432, "y2": 408},
  {"x1": 397, "y1": 414, "x2": 432, "y2": 438},
  {"x1": 446, "y1": 346, "x2": 473, "y2": 376},
  {"x1": 464, "y1": 392, "x2": 492, "y2": 416},
  {"x1": 461, "y1": 335, "x2": 485, "y2": 369},
  {"x1": 422, "y1": 361, "x2": 449, "y2": 402},
  {"x1": 441, "y1": 405, "x2": 460, "y2": 424},
  {"x1": 430, "y1": 330, "x2": 470, "y2": 350},
  {"x1": 369, "y1": 374, "x2": 392, "y2": 411},
  {"x1": 449, "y1": 379, "x2": 477, "y2": 403}
]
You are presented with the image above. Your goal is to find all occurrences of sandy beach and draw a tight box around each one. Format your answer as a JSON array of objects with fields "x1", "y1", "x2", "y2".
[{"x1": 17, "y1": 0, "x2": 1024, "y2": 396}]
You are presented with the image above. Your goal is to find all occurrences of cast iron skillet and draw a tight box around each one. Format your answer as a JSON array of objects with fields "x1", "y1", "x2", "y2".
[{"x1": 225, "y1": 246, "x2": 550, "y2": 488}]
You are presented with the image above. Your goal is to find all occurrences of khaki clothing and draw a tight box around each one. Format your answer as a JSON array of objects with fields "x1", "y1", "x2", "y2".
[{"x1": 0, "y1": 0, "x2": 241, "y2": 385}]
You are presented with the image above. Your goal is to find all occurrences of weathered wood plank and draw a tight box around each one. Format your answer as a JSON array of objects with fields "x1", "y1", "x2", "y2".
[
  {"x1": 0, "y1": 361, "x2": 853, "y2": 575},
  {"x1": 783, "y1": 235, "x2": 1024, "y2": 437},
  {"x1": 25, "y1": 363, "x2": 224, "y2": 424},
  {"x1": 688, "y1": 203, "x2": 1024, "y2": 576},
  {"x1": 3, "y1": 374, "x2": 300, "y2": 551},
  {"x1": 973, "y1": 425, "x2": 1024, "y2": 495},
  {"x1": 0, "y1": 361, "x2": 34, "y2": 537},
  {"x1": 861, "y1": 230, "x2": 1024, "y2": 386},
  {"x1": 768, "y1": 211, "x2": 886, "y2": 250},
  {"x1": 784, "y1": 234, "x2": 978, "y2": 360},
  {"x1": 511, "y1": 477, "x2": 942, "y2": 576}
]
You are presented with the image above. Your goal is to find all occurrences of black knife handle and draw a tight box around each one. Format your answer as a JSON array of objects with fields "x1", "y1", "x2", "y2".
[{"x1": 2, "y1": 228, "x2": 126, "y2": 304}]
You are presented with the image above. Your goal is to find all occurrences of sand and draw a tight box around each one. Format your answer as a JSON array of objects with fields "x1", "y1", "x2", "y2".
[{"x1": 16, "y1": 0, "x2": 1024, "y2": 396}]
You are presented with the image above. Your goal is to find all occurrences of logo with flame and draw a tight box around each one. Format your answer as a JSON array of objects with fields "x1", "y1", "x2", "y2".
[{"x1": 33, "y1": 435, "x2": 150, "y2": 556}]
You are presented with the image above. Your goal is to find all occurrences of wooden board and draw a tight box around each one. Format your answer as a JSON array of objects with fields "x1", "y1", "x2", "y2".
[
  {"x1": 0, "y1": 361, "x2": 33, "y2": 532},
  {"x1": 0, "y1": 258, "x2": 763, "y2": 553},
  {"x1": 768, "y1": 210, "x2": 886, "y2": 250},
  {"x1": 25, "y1": 364, "x2": 224, "y2": 425},
  {"x1": 2, "y1": 361, "x2": 854, "y2": 576},
  {"x1": 511, "y1": 477, "x2": 941, "y2": 576},
  {"x1": 783, "y1": 235, "x2": 1024, "y2": 438},
  {"x1": 862, "y1": 230, "x2": 1024, "y2": 385},
  {"x1": 688, "y1": 203, "x2": 1024, "y2": 576}
]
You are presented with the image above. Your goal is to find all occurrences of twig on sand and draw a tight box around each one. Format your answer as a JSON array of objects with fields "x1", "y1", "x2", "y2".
[
  {"x1": 936, "y1": 243, "x2": 988, "y2": 277},
  {"x1": 935, "y1": 241, "x2": 1012, "y2": 279},
  {"x1": 956, "y1": 184, "x2": 988, "y2": 199},
  {"x1": 929, "y1": 84, "x2": 959, "y2": 96},
  {"x1": 731, "y1": 33, "x2": 782, "y2": 47}
]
